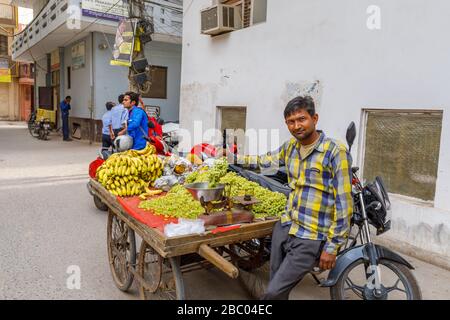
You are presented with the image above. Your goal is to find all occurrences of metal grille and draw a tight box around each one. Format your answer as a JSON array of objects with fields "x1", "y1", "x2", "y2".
[
  {"x1": 201, "y1": 7, "x2": 218, "y2": 31},
  {"x1": 363, "y1": 111, "x2": 443, "y2": 201}
]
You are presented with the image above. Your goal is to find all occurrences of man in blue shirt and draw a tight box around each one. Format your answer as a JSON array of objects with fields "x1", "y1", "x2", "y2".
[
  {"x1": 101, "y1": 102, "x2": 114, "y2": 151},
  {"x1": 60, "y1": 96, "x2": 72, "y2": 141},
  {"x1": 110, "y1": 94, "x2": 128, "y2": 141},
  {"x1": 118, "y1": 92, "x2": 148, "y2": 150}
]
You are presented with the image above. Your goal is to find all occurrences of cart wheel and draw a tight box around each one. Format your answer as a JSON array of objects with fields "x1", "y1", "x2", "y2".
[
  {"x1": 138, "y1": 241, "x2": 185, "y2": 300},
  {"x1": 93, "y1": 195, "x2": 108, "y2": 211},
  {"x1": 229, "y1": 238, "x2": 270, "y2": 299},
  {"x1": 107, "y1": 211, "x2": 136, "y2": 292}
]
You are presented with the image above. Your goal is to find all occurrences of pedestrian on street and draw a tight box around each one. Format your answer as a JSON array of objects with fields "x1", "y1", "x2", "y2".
[
  {"x1": 118, "y1": 92, "x2": 148, "y2": 150},
  {"x1": 110, "y1": 94, "x2": 128, "y2": 141},
  {"x1": 60, "y1": 96, "x2": 72, "y2": 141},
  {"x1": 236, "y1": 96, "x2": 353, "y2": 300},
  {"x1": 101, "y1": 102, "x2": 115, "y2": 151}
]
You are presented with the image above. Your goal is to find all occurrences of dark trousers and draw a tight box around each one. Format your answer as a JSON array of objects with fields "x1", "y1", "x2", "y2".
[
  {"x1": 102, "y1": 134, "x2": 113, "y2": 150},
  {"x1": 62, "y1": 114, "x2": 69, "y2": 140},
  {"x1": 262, "y1": 221, "x2": 324, "y2": 300}
]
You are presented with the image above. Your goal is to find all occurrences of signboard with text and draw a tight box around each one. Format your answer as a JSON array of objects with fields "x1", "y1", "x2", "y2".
[
  {"x1": 72, "y1": 41, "x2": 86, "y2": 70},
  {"x1": 81, "y1": 0, "x2": 128, "y2": 22}
]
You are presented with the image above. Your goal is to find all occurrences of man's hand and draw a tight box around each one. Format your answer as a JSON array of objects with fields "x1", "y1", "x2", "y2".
[
  {"x1": 319, "y1": 251, "x2": 336, "y2": 270},
  {"x1": 110, "y1": 133, "x2": 115, "y2": 140}
]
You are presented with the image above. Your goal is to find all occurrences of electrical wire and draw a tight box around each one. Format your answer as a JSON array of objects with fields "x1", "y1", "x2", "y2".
[
  {"x1": 183, "y1": 0, "x2": 194, "y2": 17},
  {"x1": 61, "y1": 0, "x2": 124, "y2": 47}
]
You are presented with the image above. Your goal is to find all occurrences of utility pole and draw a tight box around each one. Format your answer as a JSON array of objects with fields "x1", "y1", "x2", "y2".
[{"x1": 127, "y1": 0, "x2": 154, "y2": 94}]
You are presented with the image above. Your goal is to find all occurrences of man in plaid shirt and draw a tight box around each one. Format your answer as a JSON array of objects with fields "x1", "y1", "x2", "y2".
[{"x1": 238, "y1": 96, "x2": 353, "y2": 299}]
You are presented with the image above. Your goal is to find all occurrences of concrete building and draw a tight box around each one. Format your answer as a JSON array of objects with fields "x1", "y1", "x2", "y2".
[
  {"x1": 180, "y1": 0, "x2": 450, "y2": 266},
  {"x1": 12, "y1": 0, "x2": 183, "y2": 140},
  {"x1": 0, "y1": 0, "x2": 20, "y2": 121}
]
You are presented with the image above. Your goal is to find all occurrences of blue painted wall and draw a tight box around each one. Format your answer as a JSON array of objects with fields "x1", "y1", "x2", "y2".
[{"x1": 63, "y1": 32, "x2": 181, "y2": 122}]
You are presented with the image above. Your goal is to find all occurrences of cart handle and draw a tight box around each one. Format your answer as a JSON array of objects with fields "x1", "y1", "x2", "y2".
[{"x1": 198, "y1": 244, "x2": 239, "y2": 279}]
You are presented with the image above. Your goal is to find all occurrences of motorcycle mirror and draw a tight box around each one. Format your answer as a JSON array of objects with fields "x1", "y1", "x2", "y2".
[{"x1": 346, "y1": 121, "x2": 357, "y2": 151}]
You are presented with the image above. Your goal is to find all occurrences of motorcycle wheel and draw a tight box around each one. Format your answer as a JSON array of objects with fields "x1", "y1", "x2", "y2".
[
  {"x1": 28, "y1": 119, "x2": 39, "y2": 138},
  {"x1": 330, "y1": 259, "x2": 422, "y2": 300},
  {"x1": 38, "y1": 128, "x2": 44, "y2": 140}
]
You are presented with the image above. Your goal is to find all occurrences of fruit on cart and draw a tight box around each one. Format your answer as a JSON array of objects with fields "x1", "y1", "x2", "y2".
[
  {"x1": 138, "y1": 188, "x2": 164, "y2": 200},
  {"x1": 95, "y1": 144, "x2": 164, "y2": 197},
  {"x1": 185, "y1": 159, "x2": 287, "y2": 218},
  {"x1": 139, "y1": 185, "x2": 204, "y2": 219},
  {"x1": 185, "y1": 157, "x2": 228, "y2": 187},
  {"x1": 219, "y1": 172, "x2": 287, "y2": 218}
]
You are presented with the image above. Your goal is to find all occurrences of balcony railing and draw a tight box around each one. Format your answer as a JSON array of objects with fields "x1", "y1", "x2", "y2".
[
  {"x1": 12, "y1": 0, "x2": 68, "y2": 58},
  {"x1": 12, "y1": 0, "x2": 183, "y2": 59}
]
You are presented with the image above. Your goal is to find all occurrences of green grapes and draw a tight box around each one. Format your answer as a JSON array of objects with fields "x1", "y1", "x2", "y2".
[
  {"x1": 142, "y1": 158, "x2": 287, "y2": 219},
  {"x1": 139, "y1": 185, "x2": 205, "y2": 219},
  {"x1": 185, "y1": 157, "x2": 228, "y2": 187},
  {"x1": 219, "y1": 172, "x2": 287, "y2": 218}
]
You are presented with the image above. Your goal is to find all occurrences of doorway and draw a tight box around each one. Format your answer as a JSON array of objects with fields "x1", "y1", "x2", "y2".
[{"x1": 217, "y1": 106, "x2": 247, "y2": 153}]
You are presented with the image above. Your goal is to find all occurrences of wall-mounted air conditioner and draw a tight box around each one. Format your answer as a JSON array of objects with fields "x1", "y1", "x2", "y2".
[{"x1": 201, "y1": 4, "x2": 240, "y2": 36}]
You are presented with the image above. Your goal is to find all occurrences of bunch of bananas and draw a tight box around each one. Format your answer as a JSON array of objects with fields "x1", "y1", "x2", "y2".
[{"x1": 96, "y1": 143, "x2": 164, "y2": 197}]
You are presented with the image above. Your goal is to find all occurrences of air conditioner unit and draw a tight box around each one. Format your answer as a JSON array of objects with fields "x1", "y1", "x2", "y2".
[{"x1": 201, "y1": 4, "x2": 239, "y2": 36}]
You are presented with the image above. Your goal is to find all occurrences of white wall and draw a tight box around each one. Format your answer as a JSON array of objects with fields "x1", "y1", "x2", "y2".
[
  {"x1": 34, "y1": 56, "x2": 47, "y2": 107},
  {"x1": 180, "y1": 0, "x2": 450, "y2": 257},
  {"x1": 64, "y1": 34, "x2": 93, "y2": 119}
]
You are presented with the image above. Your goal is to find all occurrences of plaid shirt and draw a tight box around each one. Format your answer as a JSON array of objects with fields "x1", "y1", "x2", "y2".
[{"x1": 240, "y1": 131, "x2": 353, "y2": 255}]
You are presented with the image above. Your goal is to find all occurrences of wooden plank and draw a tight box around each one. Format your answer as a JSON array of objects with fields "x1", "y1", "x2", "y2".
[
  {"x1": 197, "y1": 244, "x2": 239, "y2": 279},
  {"x1": 163, "y1": 224, "x2": 275, "y2": 258}
]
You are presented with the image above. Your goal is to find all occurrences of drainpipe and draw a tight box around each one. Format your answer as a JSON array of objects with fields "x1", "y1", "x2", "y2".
[
  {"x1": 89, "y1": 32, "x2": 95, "y2": 145},
  {"x1": 58, "y1": 47, "x2": 65, "y2": 130}
]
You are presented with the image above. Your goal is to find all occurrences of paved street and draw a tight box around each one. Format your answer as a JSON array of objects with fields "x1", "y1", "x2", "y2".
[{"x1": 0, "y1": 122, "x2": 449, "y2": 300}]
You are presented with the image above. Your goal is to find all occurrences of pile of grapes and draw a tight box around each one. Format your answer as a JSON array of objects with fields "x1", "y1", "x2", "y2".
[
  {"x1": 185, "y1": 157, "x2": 228, "y2": 187},
  {"x1": 140, "y1": 158, "x2": 287, "y2": 219},
  {"x1": 219, "y1": 172, "x2": 287, "y2": 218},
  {"x1": 186, "y1": 158, "x2": 287, "y2": 218},
  {"x1": 138, "y1": 185, "x2": 204, "y2": 219}
]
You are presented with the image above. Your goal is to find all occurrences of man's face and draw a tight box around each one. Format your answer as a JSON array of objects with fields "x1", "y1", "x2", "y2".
[
  {"x1": 285, "y1": 109, "x2": 318, "y2": 141},
  {"x1": 122, "y1": 95, "x2": 132, "y2": 109},
  {"x1": 66, "y1": 98, "x2": 71, "y2": 104}
]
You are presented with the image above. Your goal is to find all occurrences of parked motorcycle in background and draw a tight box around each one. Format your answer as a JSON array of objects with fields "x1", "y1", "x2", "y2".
[{"x1": 28, "y1": 110, "x2": 51, "y2": 140}]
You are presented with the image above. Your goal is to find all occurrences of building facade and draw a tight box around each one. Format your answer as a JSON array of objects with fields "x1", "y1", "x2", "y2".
[
  {"x1": 180, "y1": 0, "x2": 450, "y2": 266},
  {"x1": 12, "y1": 0, "x2": 183, "y2": 140},
  {"x1": 0, "y1": 0, "x2": 20, "y2": 121}
]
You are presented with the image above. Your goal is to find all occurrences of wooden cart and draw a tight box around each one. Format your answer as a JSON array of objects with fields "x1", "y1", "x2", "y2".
[{"x1": 88, "y1": 179, "x2": 277, "y2": 300}]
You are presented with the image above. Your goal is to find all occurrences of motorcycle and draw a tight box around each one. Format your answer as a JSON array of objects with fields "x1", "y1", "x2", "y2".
[
  {"x1": 229, "y1": 122, "x2": 422, "y2": 300},
  {"x1": 28, "y1": 110, "x2": 51, "y2": 140}
]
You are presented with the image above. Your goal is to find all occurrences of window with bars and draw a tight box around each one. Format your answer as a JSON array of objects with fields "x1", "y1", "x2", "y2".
[
  {"x1": 0, "y1": 35, "x2": 8, "y2": 57},
  {"x1": 223, "y1": 0, "x2": 267, "y2": 28},
  {"x1": 363, "y1": 110, "x2": 443, "y2": 202}
]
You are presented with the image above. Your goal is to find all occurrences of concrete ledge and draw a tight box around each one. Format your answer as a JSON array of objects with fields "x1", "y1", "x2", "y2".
[{"x1": 374, "y1": 237, "x2": 450, "y2": 272}]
